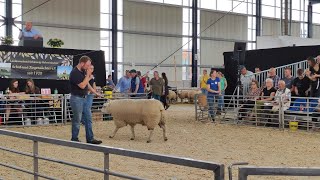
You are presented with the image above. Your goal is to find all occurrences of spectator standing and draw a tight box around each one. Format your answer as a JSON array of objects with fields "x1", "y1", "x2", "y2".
[
  {"x1": 268, "y1": 68, "x2": 281, "y2": 89},
  {"x1": 282, "y1": 67, "x2": 294, "y2": 91},
  {"x1": 130, "y1": 69, "x2": 144, "y2": 96},
  {"x1": 217, "y1": 71, "x2": 227, "y2": 112},
  {"x1": 115, "y1": 70, "x2": 131, "y2": 93},
  {"x1": 292, "y1": 69, "x2": 310, "y2": 97},
  {"x1": 161, "y1": 72, "x2": 170, "y2": 110},
  {"x1": 138, "y1": 71, "x2": 147, "y2": 92},
  {"x1": 149, "y1": 71, "x2": 164, "y2": 101},
  {"x1": 240, "y1": 66, "x2": 255, "y2": 95},
  {"x1": 106, "y1": 75, "x2": 115, "y2": 89},
  {"x1": 69, "y1": 56, "x2": 102, "y2": 144},
  {"x1": 206, "y1": 70, "x2": 220, "y2": 122},
  {"x1": 306, "y1": 57, "x2": 320, "y2": 97},
  {"x1": 200, "y1": 69, "x2": 209, "y2": 94}
]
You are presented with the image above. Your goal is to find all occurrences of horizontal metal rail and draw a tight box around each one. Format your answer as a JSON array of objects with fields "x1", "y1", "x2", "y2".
[
  {"x1": 238, "y1": 166, "x2": 320, "y2": 180},
  {"x1": 0, "y1": 162, "x2": 57, "y2": 180},
  {"x1": 0, "y1": 129, "x2": 224, "y2": 180}
]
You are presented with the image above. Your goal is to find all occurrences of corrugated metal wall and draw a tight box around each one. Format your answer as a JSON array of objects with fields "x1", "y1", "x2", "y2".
[
  {"x1": 123, "y1": 0, "x2": 183, "y2": 84},
  {"x1": 200, "y1": 11, "x2": 248, "y2": 66},
  {"x1": 22, "y1": 0, "x2": 100, "y2": 50}
]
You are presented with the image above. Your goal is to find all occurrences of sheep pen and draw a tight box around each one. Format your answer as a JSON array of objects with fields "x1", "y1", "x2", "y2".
[{"x1": 1, "y1": 104, "x2": 320, "y2": 180}]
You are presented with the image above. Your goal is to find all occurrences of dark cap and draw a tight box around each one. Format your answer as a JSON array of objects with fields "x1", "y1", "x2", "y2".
[
  {"x1": 239, "y1": 65, "x2": 246, "y2": 70},
  {"x1": 129, "y1": 69, "x2": 137, "y2": 73}
]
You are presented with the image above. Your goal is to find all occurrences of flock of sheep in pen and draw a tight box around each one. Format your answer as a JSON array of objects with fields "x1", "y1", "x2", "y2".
[{"x1": 101, "y1": 89, "x2": 204, "y2": 143}]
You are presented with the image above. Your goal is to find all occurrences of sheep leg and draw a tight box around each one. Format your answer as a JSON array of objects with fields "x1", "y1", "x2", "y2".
[
  {"x1": 161, "y1": 125, "x2": 168, "y2": 141},
  {"x1": 130, "y1": 125, "x2": 135, "y2": 140},
  {"x1": 109, "y1": 127, "x2": 119, "y2": 138},
  {"x1": 146, "y1": 129, "x2": 154, "y2": 143}
]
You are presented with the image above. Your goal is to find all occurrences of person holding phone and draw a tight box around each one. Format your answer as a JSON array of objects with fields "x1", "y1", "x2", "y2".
[{"x1": 69, "y1": 56, "x2": 102, "y2": 144}]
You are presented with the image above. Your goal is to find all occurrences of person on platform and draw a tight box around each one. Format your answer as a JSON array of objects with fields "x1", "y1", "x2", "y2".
[
  {"x1": 240, "y1": 66, "x2": 254, "y2": 95},
  {"x1": 106, "y1": 75, "x2": 115, "y2": 89},
  {"x1": 69, "y1": 56, "x2": 102, "y2": 144},
  {"x1": 306, "y1": 57, "x2": 320, "y2": 97},
  {"x1": 200, "y1": 69, "x2": 209, "y2": 95},
  {"x1": 282, "y1": 67, "x2": 294, "y2": 91},
  {"x1": 268, "y1": 68, "x2": 281, "y2": 89},
  {"x1": 115, "y1": 70, "x2": 131, "y2": 93},
  {"x1": 129, "y1": 69, "x2": 144, "y2": 96},
  {"x1": 149, "y1": 71, "x2": 164, "y2": 101},
  {"x1": 206, "y1": 70, "x2": 220, "y2": 122},
  {"x1": 18, "y1": 22, "x2": 42, "y2": 40}
]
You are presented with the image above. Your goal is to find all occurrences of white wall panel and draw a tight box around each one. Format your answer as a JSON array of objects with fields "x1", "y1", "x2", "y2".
[
  {"x1": 123, "y1": 0, "x2": 182, "y2": 34},
  {"x1": 313, "y1": 25, "x2": 320, "y2": 39},
  {"x1": 262, "y1": 18, "x2": 280, "y2": 36},
  {"x1": 200, "y1": 11, "x2": 248, "y2": 40},
  {"x1": 22, "y1": 0, "x2": 100, "y2": 50},
  {"x1": 124, "y1": 33, "x2": 182, "y2": 81},
  {"x1": 200, "y1": 11, "x2": 247, "y2": 66},
  {"x1": 200, "y1": 40, "x2": 234, "y2": 66},
  {"x1": 262, "y1": 18, "x2": 300, "y2": 37}
]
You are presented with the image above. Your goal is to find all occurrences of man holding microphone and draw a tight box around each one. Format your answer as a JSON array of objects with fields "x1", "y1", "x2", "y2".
[{"x1": 69, "y1": 56, "x2": 102, "y2": 144}]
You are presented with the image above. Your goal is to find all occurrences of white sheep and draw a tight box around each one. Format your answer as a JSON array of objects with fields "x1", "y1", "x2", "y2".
[
  {"x1": 167, "y1": 90, "x2": 177, "y2": 104},
  {"x1": 101, "y1": 99, "x2": 167, "y2": 143},
  {"x1": 177, "y1": 90, "x2": 189, "y2": 103},
  {"x1": 188, "y1": 90, "x2": 202, "y2": 103}
]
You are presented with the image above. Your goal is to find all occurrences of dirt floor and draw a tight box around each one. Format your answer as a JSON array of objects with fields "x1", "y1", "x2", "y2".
[{"x1": 1, "y1": 104, "x2": 320, "y2": 180}]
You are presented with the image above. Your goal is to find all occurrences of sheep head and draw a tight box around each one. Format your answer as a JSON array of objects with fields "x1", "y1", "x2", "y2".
[{"x1": 101, "y1": 99, "x2": 112, "y2": 114}]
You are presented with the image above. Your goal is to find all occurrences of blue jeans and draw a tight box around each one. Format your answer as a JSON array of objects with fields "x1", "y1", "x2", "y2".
[
  {"x1": 201, "y1": 88, "x2": 207, "y2": 95},
  {"x1": 207, "y1": 95, "x2": 216, "y2": 118},
  {"x1": 218, "y1": 91, "x2": 225, "y2": 110},
  {"x1": 70, "y1": 95, "x2": 94, "y2": 142},
  {"x1": 81, "y1": 94, "x2": 94, "y2": 124},
  {"x1": 152, "y1": 94, "x2": 161, "y2": 101}
]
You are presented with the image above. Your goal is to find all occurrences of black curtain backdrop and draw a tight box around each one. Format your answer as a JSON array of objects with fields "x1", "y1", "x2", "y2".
[
  {"x1": 0, "y1": 45, "x2": 106, "y2": 94},
  {"x1": 224, "y1": 45, "x2": 320, "y2": 95}
]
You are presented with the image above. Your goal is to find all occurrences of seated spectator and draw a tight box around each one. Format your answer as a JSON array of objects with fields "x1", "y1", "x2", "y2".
[
  {"x1": 256, "y1": 78, "x2": 277, "y2": 113},
  {"x1": 239, "y1": 80, "x2": 261, "y2": 120},
  {"x1": 106, "y1": 75, "x2": 115, "y2": 89},
  {"x1": 25, "y1": 79, "x2": 40, "y2": 94},
  {"x1": 282, "y1": 67, "x2": 294, "y2": 91},
  {"x1": 271, "y1": 80, "x2": 291, "y2": 112},
  {"x1": 6, "y1": 79, "x2": 24, "y2": 122},
  {"x1": 268, "y1": 67, "x2": 281, "y2": 89},
  {"x1": 292, "y1": 69, "x2": 310, "y2": 97}
]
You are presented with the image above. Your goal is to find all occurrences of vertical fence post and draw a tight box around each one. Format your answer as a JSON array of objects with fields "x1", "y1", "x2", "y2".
[
  {"x1": 33, "y1": 141, "x2": 39, "y2": 180},
  {"x1": 64, "y1": 96, "x2": 67, "y2": 124},
  {"x1": 104, "y1": 152, "x2": 110, "y2": 180},
  {"x1": 214, "y1": 164, "x2": 225, "y2": 180},
  {"x1": 195, "y1": 94, "x2": 198, "y2": 121}
]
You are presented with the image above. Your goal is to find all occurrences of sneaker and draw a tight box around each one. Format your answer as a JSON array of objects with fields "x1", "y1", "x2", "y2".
[
  {"x1": 71, "y1": 139, "x2": 81, "y2": 142},
  {"x1": 87, "y1": 139, "x2": 102, "y2": 144},
  {"x1": 165, "y1": 105, "x2": 170, "y2": 110}
]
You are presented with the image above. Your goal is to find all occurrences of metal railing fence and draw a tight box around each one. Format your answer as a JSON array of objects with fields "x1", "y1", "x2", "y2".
[
  {"x1": 0, "y1": 129, "x2": 225, "y2": 180},
  {"x1": 0, "y1": 93, "x2": 149, "y2": 126},
  {"x1": 244, "y1": 60, "x2": 308, "y2": 90},
  {"x1": 238, "y1": 166, "x2": 320, "y2": 180},
  {"x1": 195, "y1": 93, "x2": 320, "y2": 131}
]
